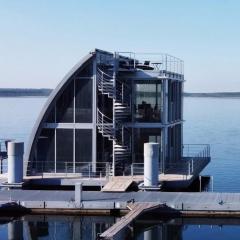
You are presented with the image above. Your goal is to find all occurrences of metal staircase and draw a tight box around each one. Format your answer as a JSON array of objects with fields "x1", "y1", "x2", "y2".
[
  {"x1": 96, "y1": 65, "x2": 131, "y2": 174},
  {"x1": 97, "y1": 68, "x2": 114, "y2": 98}
]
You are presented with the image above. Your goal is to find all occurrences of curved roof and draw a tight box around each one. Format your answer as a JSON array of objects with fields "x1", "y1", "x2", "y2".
[{"x1": 24, "y1": 51, "x2": 95, "y2": 167}]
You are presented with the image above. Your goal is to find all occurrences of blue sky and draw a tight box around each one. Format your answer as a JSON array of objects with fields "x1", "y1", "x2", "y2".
[{"x1": 0, "y1": 0, "x2": 240, "y2": 92}]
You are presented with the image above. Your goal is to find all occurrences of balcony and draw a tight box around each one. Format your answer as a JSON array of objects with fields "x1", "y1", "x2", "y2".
[{"x1": 117, "y1": 52, "x2": 184, "y2": 80}]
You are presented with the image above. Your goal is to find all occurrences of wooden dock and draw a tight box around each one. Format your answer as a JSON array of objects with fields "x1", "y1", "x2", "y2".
[
  {"x1": 99, "y1": 203, "x2": 160, "y2": 240},
  {"x1": 101, "y1": 177, "x2": 134, "y2": 192}
]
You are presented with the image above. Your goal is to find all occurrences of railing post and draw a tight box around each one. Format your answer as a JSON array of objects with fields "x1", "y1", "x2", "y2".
[
  {"x1": 188, "y1": 161, "x2": 191, "y2": 175},
  {"x1": 105, "y1": 163, "x2": 109, "y2": 179},
  {"x1": 131, "y1": 164, "x2": 133, "y2": 177},
  {"x1": 191, "y1": 158, "x2": 194, "y2": 173},
  {"x1": 88, "y1": 163, "x2": 91, "y2": 179},
  {"x1": 199, "y1": 175, "x2": 202, "y2": 192},
  {"x1": 75, "y1": 183, "x2": 82, "y2": 207},
  {"x1": 65, "y1": 162, "x2": 67, "y2": 176},
  {"x1": 0, "y1": 157, "x2": 2, "y2": 174},
  {"x1": 101, "y1": 72, "x2": 103, "y2": 91}
]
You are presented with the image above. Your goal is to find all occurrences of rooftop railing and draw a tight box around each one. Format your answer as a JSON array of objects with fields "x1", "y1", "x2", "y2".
[{"x1": 117, "y1": 52, "x2": 184, "y2": 75}]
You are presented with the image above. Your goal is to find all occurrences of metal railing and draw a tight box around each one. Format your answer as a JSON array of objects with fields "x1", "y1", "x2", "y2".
[
  {"x1": 97, "y1": 109, "x2": 114, "y2": 139},
  {"x1": 0, "y1": 140, "x2": 10, "y2": 174},
  {"x1": 97, "y1": 68, "x2": 114, "y2": 97},
  {"x1": 25, "y1": 144, "x2": 210, "y2": 178},
  {"x1": 117, "y1": 52, "x2": 184, "y2": 76},
  {"x1": 26, "y1": 161, "x2": 113, "y2": 179},
  {"x1": 128, "y1": 144, "x2": 210, "y2": 177}
]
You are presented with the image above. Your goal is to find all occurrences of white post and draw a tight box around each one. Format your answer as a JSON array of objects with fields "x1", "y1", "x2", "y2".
[
  {"x1": 144, "y1": 143, "x2": 159, "y2": 187},
  {"x1": 75, "y1": 183, "x2": 82, "y2": 207},
  {"x1": 7, "y1": 142, "x2": 24, "y2": 184},
  {"x1": 131, "y1": 164, "x2": 133, "y2": 177}
]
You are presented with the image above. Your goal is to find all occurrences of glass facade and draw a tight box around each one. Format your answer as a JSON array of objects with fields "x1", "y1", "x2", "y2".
[
  {"x1": 56, "y1": 129, "x2": 74, "y2": 172},
  {"x1": 28, "y1": 51, "x2": 184, "y2": 177},
  {"x1": 133, "y1": 128, "x2": 161, "y2": 163},
  {"x1": 56, "y1": 81, "x2": 74, "y2": 123},
  {"x1": 168, "y1": 81, "x2": 182, "y2": 122},
  {"x1": 29, "y1": 61, "x2": 94, "y2": 174},
  {"x1": 75, "y1": 78, "x2": 92, "y2": 123},
  {"x1": 35, "y1": 129, "x2": 55, "y2": 173},
  {"x1": 75, "y1": 129, "x2": 92, "y2": 163},
  {"x1": 134, "y1": 83, "x2": 162, "y2": 122}
]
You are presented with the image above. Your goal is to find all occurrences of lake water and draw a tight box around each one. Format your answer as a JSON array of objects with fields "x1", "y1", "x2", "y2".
[
  {"x1": 1, "y1": 97, "x2": 240, "y2": 239},
  {"x1": 0, "y1": 96, "x2": 239, "y2": 192},
  {"x1": 1, "y1": 215, "x2": 240, "y2": 240}
]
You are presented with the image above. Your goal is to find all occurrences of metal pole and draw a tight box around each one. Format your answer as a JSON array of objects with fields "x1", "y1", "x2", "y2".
[
  {"x1": 0, "y1": 157, "x2": 2, "y2": 174},
  {"x1": 191, "y1": 158, "x2": 194, "y2": 173},
  {"x1": 88, "y1": 163, "x2": 91, "y2": 179},
  {"x1": 199, "y1": 175, "x2": 202, "y2": 192},
  {"x1": 211, "y1": 176, "x2": 214, "y2": 192}
]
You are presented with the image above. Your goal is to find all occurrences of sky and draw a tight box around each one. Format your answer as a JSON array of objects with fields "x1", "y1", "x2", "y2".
[{"x1": 0, "y1": 0, "x2": 240, "y2": 92}]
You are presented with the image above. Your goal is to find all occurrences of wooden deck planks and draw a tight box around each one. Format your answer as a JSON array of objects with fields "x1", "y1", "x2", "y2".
[
  {"x1": 100, "y1": 203, "x2": 160, "y2": 239},
  {"x1": 101, "y1": 177, "x2": 133, "y2": 192}
]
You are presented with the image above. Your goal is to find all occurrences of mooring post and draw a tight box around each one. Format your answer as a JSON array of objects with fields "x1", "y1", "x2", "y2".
[
  {"x1": 75, "y1": 183, "x2": 82, "y2": 207},
  {"x1": 144, "y1": 143, "x2": 159, "y2": 187},
  {"x1": 7, "y1": 142, "x2": 24, "y2": 184}
]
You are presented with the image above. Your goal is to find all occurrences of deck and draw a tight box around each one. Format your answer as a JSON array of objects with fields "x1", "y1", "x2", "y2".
[{"x1": 0, "y1": 190, "x2": 239, "y2": 213}]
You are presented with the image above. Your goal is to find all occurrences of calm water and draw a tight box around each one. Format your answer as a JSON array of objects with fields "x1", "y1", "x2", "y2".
[
  {"x1": 1, "y1": 215, "x2": 240, "y2": 240},
  {"x1": 1, "y1": 97, "x2": 240, "y2": 239},
  {"x1": 0, "y1": 97, "x2": 240, "y2": 192}
]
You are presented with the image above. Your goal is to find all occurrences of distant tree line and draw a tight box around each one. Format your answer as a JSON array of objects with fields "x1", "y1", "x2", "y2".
[
  {"x1": 0, "y1": 88, "x2": 240, "y2": 98},
  {"x1": 0, "y1": 88, "x2": 52, "y2": 97}
]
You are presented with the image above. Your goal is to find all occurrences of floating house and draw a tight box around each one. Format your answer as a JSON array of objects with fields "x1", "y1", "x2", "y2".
[{"x1": 24, "y1": 49, "x2": 210, "y2": 189}]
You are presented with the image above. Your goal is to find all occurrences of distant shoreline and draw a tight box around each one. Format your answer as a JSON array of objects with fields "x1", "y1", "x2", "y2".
[
  {"x1": 184, "y1": 92, "x2": 240, "y2": 98},
  {"x1": 0, "y1": 88, "x2": 52, "y2": 97},
  {"x1": 0, "y1": 88, "x2": 240, "y2": 98}
]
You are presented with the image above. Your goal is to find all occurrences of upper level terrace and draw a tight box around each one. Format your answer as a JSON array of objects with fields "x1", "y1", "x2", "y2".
[{"x1": 116, "y1": 52, "x2": 184, "y2": 81}]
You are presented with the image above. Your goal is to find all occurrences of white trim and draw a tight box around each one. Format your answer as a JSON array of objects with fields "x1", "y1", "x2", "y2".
[{"x1": 43, "y1": 123, "x2": 94, "y2": 129}]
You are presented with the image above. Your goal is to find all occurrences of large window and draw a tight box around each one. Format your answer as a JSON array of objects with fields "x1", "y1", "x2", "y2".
[
  {"x1": 56, "y1": 129, "x2": 73, "y2": 172},
  {"x1": 56, "y1": 81, "x2": 74, "y2": 123},
  {"x1": 134, "y1": 83, "x2": 162, "y2": 122},
  {"x1": 75, "y1": 78, "x2": 92, "y2": 123},
  {"x1": 75, "y1": 129, "x2": 92, "y2": 163},
  {"x1": 35, "y1": 129, "x2": 55, "y2": 172}
]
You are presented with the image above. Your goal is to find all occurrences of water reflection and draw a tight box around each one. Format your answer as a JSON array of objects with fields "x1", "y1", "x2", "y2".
[
  {"x1": 134, "y1": 218, "x2": 240, "y2": 240},
  {"x1": 3, "y1": 216, "x2": 240, "y2": 240},
  {"x1": 1, "y1": 215, "x2": 115, "y2": 240}
]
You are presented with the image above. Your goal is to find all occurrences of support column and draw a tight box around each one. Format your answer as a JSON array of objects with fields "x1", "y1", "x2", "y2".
[
  {"x1": 8, "y1": 142, "x2": 24, "y2": 184},
  {"x1": 75, "y1": 183, "x2": 82, "y2": 207},
  {"x1": 92, "y1": 58, "x2": 97, "y2": 173},
  {"x1": 112, "y1": 53, "x2": 117, "y2": 177},
  {"x1": 162, "y1": 79, "x2": 168, "y2": 173},
  {"x1": 144, "y1": 143, "x2": 159, "y2": 187}
]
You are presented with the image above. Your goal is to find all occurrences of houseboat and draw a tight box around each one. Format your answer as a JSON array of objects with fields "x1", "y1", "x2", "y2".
[{"x1": 24, "y1": 49, "x2": 210, "y2": 189}]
